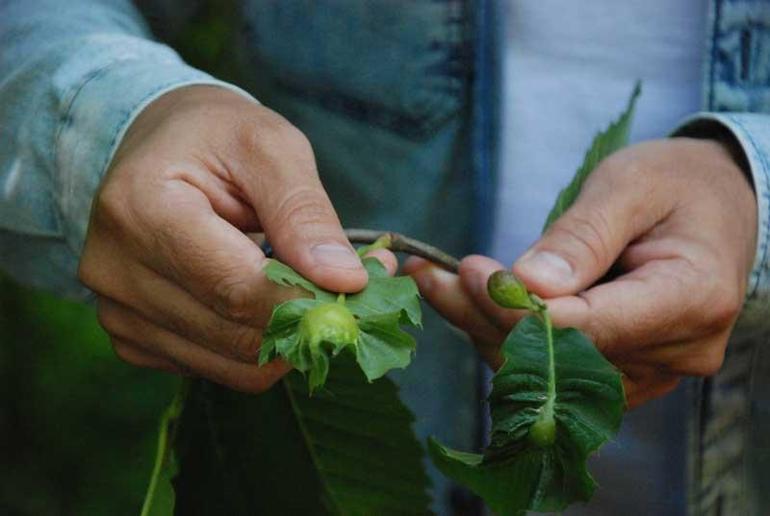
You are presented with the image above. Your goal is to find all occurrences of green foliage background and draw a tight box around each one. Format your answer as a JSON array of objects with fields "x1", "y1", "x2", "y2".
[
  {"x1": 0, "y1": 7, "x2": 235, "y2": 514},
  {"x1": 0, "y1": 277, "x2": 177, "y2": 515}
]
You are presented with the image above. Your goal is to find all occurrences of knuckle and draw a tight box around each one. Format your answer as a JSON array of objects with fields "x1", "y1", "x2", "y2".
[
  {"x1": 77, "y1": 252, "x2": 98, "y2": 289},
  {"x1": 111, "y1": 339, "x2": 139, "y2": 366},
  {"x1": 229, "y1": 372, "x2": 273, "y2": 394},
  {"x1": 93, "y1": 183, "x2": 131, "y2": 229},
  {"x1": 550, "y1": 212, "x2": 612, "y2": 267},
  {"x1": 707, "y1": 286, "x2": 742, "y2": 331},
  {"x1": 230, "y1": 325, "x2": 263, "y2": 361},
  {"x1": 272, "y1": 186, "x2": 336, "y2": 231},
  {"x1": 692, "y1": 261, "x2": 743, "y2": 333},
  {"x1": 662, "y1": 378, "x2": 681, "y2": 396},
  {"x1": 689, "y1": 347, "x2": 726, "y2": 377},
  {"x1": 236, "y1": 111, "x2": 313, "y2": 162},
  {"x1": 96, "y1": 302, "x2": 121, "y2": 336},
  {"x1": 212, "y1": 276, "x2": 256, "y2": 321}
]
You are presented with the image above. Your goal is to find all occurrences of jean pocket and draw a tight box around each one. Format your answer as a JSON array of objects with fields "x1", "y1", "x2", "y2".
[{"x1": 240, "y1": 0, "x2": 472, "y2": 139}]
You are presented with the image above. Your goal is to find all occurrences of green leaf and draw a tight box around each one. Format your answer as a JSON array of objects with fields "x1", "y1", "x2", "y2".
[
  {"x1": 346, "y1": 258, "x2": 422, "y2": 326},
  {"x1": 258, "y1": 298, "x2": 321, "y2": 366},
  {"x1": 429, "y1": 85, "x2": 639, "y2": 514},
  {"x1": 261, "y1": 258, "x2": 422, "y2": 391},
  {"x1": 356, "y1": 313, "x2": 417, "y2": 381},
  {"x1": 172, "y1": 358, "x2": 433, "y2": 515},
  {"x1": 543, "y1": 82, "x2": 641, "y2": 231},
  {"x1": 140, "y1": 381, "x2": 188, "y2": 516},
  {"x1": 263, "y1": 259, "x2": 336, "y2": 302},
  {"x1": 428, "y1": 315, "x2": 624, "y2": 516}
]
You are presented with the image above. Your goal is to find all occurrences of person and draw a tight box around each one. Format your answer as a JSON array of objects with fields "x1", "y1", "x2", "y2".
[{"x1": 1, "y1": 1, "x2": 768, "y2": 514}]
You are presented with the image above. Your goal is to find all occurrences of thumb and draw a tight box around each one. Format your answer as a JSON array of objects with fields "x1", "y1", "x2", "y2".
[
  {"x1": 236, "y1": 122, "x2": 366, "y2": 293},
  {"x1": 513, "y1": 174, "x2": 662, "y2": 297},
  {"x1": 261, "y1": 180, "x2": 366, "y2": 293}
]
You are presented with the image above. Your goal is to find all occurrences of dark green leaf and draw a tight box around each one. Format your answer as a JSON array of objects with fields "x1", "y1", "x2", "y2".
[
  {"x1": 173, "y1": 357, "x2": 433, "y2": 515},
  {"x1": 429, "y1": 316, "x2": 624, "y2": 515},
  {"x1": 140, "y1": 381, "x2": 188, "y2": 516},
  {"x1": 543, "y1": 82, "x2": 641, "y2": 231}
]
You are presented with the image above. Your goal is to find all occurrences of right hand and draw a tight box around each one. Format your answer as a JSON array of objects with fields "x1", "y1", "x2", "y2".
[{"x1": 78, "y1": 86, "x2": 392, "y2": 392}]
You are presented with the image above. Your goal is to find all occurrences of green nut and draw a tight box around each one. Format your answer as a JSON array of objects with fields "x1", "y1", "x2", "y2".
[
  {"x1": 528, "y1": 415, "x2": 556, "y2": 448},
  {"x1": 487, "y1": 270, "x2": 534, "y2": 310},
  {"x1": 298, "y1": 302, "x2": 360, "y2": 349}
]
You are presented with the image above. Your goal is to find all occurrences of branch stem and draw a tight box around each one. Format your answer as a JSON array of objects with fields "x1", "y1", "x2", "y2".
[
  {"x1": 344, "y1": 229, "x2": 459, "y2": 273},
  {"x1": 253, "y1": 229, "x2": 460, "y2": 273}
]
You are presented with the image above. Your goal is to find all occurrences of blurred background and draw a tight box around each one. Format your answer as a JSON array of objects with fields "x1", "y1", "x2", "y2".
[{"x1": 0, "y1": 276, "x2": 177, "y2": 515}]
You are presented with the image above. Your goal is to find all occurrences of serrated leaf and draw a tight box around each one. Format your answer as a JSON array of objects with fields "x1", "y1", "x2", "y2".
[
  {"x1": 261, "y1": 258, "x2": 422, "y2": 391},
  {"x1": 172, "y1": 358, "x2": 433, "y2": 515},
  {"x1": 258, "y1": 298, "x2": 321, "y2": 366},
  {"x1": 346, "y1": 258, "x2": 422, "y2": 326},
  {"x1": 543, "y1": 82, "x2": 641, "y2": 231},
  {"x1": 429, "y1": 316, "x2": 624, "y2": 515},
  {"x1": 263, "y1": 259, "x2": 336, "y2": 302},
  {"x1": 356, "y1": 313, "x2": 417, "y2": 381},
  {"x1": 429, "y1": 85, "x2": 639, "y2": 514}
]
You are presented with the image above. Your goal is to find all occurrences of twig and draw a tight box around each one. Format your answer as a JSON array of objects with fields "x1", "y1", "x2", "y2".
[
  {"x1": 344, "y1": 229, "x2": 459, "y2": 272},
  {"x1": 252, "y1": 229, "x2": 459, "y2": 273}
]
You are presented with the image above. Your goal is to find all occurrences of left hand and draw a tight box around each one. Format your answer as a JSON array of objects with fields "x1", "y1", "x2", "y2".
[{"x1": 406, "y1": 138, "x2": 757, "y2": 408}]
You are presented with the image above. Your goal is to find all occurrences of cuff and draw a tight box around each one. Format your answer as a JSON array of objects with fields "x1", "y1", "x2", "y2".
[
  {"x1": 674, "y1": 113, "x2": 770, "y2": 301},
  {"x1": 54, "y1": 38, "x2": 256, "y2": 256}
]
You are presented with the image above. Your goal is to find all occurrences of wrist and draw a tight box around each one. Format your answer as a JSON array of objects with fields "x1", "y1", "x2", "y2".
[
  {"x1": 672, "y1": 113, "x2": 770, "y2": 301},
  {"x1": 112, "y1": 85, "x2": 256, "y2": 166}
]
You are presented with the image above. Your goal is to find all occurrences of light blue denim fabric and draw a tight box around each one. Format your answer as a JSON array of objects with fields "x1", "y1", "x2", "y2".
[
  {"x1": 1, "y1": 0, "x2": 770, "y2": 515},
  {"x1": 0, "y1": 0, "x2": 252, "y2": 298}
]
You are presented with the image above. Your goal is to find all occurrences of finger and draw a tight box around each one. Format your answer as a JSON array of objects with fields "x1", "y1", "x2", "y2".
[
  {"x1": 88, "y1": 251, "x2": 302, "y2": 362},
  {"x1": 458, "y1": 255, "x2": 528, "y2": 333},
  {"x1": 98, "y1": 299, "x2": 292, "y2": 393},
  {"x1": 622, "y1": 372, "x2": 680, "y2": 409},
  {"x1": 409, "y1": 263, "x2": 506, "y2": 367},
  {"x1": 172, "y1": 163, "x2": 262, "y2": 231},
  {"x1": 231, "y1": 115, "x2": 367, "y2": 292},
  {"x1": 633, "y1": 333, "x2": 729, "y2": 377},
  {"x1": 110, "y1": 267, "x2": 294, "y2": 362},
  {"x1": 402, "y1": 256, "x2": 429, "y2": 275},
  {"x1": 135, "y1": 180, "x2": 306, "y2": 323},
  {"x1": 363, "y1": 249, "x2": 398, "y2": 276},
  {"x1": 545, "y1": 258, "x2": 704, "y2": 357},
  {"x1": 512, "y1": 159, "x2": 671, "y2": 298},
  {"x1": 111, "y1": 338, "x2": 183, "y2": 374}
]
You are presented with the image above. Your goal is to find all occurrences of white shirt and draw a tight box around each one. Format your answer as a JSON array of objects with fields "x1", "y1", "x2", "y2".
[{"x1": 493, "y1": 0, "x2": 708, "y2": 265}]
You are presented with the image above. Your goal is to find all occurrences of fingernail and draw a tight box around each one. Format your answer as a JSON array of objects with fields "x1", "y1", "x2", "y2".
[
  {"x1": 515, "y1": 250, "x2": 573, "y2": 285},
  {"x1": 311, "y1": 243, "x2": 362, "y2": 270}
]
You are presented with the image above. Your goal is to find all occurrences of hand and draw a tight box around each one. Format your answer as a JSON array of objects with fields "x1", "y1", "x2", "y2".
[
  {"x1": 407, "y1": 138, "x2": 757, "y2": 408},
  {"x1": 79, "y1": 86, "x2": 395, "y2": 392}
]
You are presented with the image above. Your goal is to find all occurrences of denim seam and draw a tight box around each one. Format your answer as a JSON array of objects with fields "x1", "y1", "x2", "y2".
[
  {"x1": 50, "y1": 60, "x2": 121, "y2": 234},
  {"x1": 707, "y1": 0, "x2": 722, "y2": 110}
]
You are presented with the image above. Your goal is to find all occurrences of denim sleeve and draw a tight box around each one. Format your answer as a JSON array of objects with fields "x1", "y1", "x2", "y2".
[
  {"x1": 0, "y1": 0, "x2": 253, "y2": 299},
  {"x1": 674, "y1": 113, "x2": 770, "y2": 309}
]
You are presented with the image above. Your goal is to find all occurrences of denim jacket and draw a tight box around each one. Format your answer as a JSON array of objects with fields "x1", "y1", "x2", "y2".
[{"x1": 1, "y1": 1, "x2": 769, "y2": 514}]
